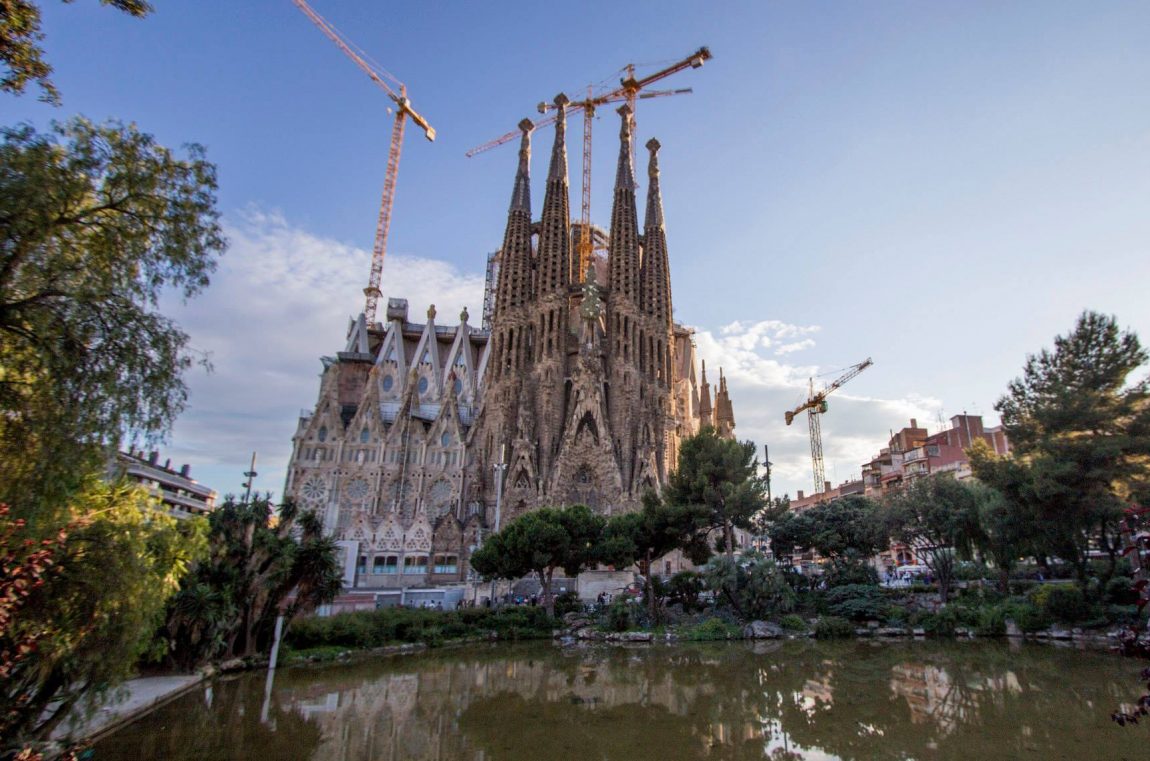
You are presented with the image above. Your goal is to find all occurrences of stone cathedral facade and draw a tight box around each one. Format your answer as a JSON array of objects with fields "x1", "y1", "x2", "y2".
[{"x1": 284, "y1": 102, "x2": 736, "y2": 589}]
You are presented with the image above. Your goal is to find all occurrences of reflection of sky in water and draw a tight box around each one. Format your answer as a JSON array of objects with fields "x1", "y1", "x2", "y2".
[{"x1": 95, "y1": 640, "x2": 1146, "y2": 761}]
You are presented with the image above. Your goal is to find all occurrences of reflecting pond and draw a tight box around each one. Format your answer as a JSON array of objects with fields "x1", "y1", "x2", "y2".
[{"x1": 94, "y1": 640, "x2": 1146, "y2": 760}]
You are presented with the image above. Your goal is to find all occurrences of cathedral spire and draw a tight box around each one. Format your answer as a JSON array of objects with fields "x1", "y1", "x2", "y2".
[
  {"x1": 509, "y1": 118, "x2": 533, "y2": 214},
  {"x1": 495, "y1": 119, "x2": 535, "y2": 317},
  {"x1": 715, "y1": 367, "x2": 736, "y2": 438},
  {"x1": 640, "y1": 137, "x2": 672, "y2": 326},
  {"x1": 698, "y1": 359, "x2": 713, "y2": 427},
  {"x1": 537, "y1": 94, "x2": 571, "y2": 298},
  {"x1": 609, "y1": 105, "x2": 641, "y2": 305}
]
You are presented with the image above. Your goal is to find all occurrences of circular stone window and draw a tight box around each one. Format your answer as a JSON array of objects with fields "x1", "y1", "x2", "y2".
[
  {"x1": 346, "y1": 478, "x2": 369, "y2": 500},
  {"x1": 418, "y1": 377, "x2": 429, "y2": 394},
  {"x1": 381, "y1": 375, "x2": 394, "y2": 392},
  {"x1": 301, "y1": 477, "x2": 326, "y2": 504}
]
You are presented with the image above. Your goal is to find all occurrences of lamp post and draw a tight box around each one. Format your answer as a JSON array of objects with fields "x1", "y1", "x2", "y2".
[{"x1": 242, "y1": 451, "x2": 258, "y2": 504}]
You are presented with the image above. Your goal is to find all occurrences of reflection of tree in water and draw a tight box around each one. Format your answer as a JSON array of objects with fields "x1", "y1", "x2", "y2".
[
  {"x1": 91, "y1": 675, "x2": 323, "y2": 760},
  {"x1": 93, "y1": 641, "x2": 1148, "y2": 760}
]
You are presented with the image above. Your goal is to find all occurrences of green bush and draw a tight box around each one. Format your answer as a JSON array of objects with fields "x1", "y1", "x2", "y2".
[
  {"x1": 780, "y1": 614, "x2": 808, "y2": 632},
  {"x1": 1103, "y1": 577, "x2": 1139, "y2": 606},
  {"x1": 813, "y1": 616, "x2": 855, "y2": 639},
  {"x1": 605, "y1": 598, "x2": 636, "y2": 632},
  {"x1": 824, "y1": 559, "x2": 879, "y2": 588},
  {"x1": 919, "y1": 608, "x2": 958, "y2": 637},
  {"x1": 553, "y1": 591, "x2": 583, "y2": 617},
  {"x1": 825, "y1": 584, "x2": 890, "y2": 621},
  {"x1": 1005, "y1": 601, "x2": 1049, "y2": 633},
  {"x1": 668, "y1": 571, "x2": 706, "y2": 611},
  {"x1": 286, "y1": 607, "x2": 555, "y2": 650},
  {"x1": 1037, "y1": 586, "x2": 1091, "y2": 623},
  {"x1": 976, "y1": 605, "x2": 1008, "y2": 636},
  {"x1": 681, "y1": 617, "x2": 741, "y2": 641}
]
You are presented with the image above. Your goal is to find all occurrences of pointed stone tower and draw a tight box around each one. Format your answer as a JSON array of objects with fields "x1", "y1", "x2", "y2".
[
  {"x1": 698, "y1": 360, "x2": 714, "y2": 429},
  {"x1": 715, "y1": 367, "x2": 736, "y2": 439},
  {"x1": 532, "y1": 96, "x2": 573, "y2": 477}
]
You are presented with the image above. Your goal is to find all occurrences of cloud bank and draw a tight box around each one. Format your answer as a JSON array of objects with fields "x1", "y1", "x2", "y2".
[
  {"x1": 162, "y1": 209, "x2": 485, "y2": 498},
  {"x1": 691, "y1": 319, "x2": 942, "y2": 498},
  {"x1": 160, "y1": 212, "x2": 941, "y2": 503}
]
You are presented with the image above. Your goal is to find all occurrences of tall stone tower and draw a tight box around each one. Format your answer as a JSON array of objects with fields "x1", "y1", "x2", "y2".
[{"x1": 283, "y1": 102, "x2": 735, "y2": 589}]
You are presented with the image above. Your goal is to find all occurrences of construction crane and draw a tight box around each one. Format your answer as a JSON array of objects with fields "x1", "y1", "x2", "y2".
[
  {"x1": 293, "y1": 0, "x2": 435, "y2": 324},
  {"x1": 465, "y1": 47, "x2": 711, "y2": 278},
  {"x1": 785, "y1": 358, "x2": 873, "y2": 495}
]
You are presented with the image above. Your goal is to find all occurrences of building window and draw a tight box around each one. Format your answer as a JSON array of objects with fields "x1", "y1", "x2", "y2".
[
  {"x1": 454, "y1": 378, "x2": 463, "y2": 396},
  {"x1": 441, "y1": 432, "x2": 451, "y2": 447},
  {"x1": 382, "y1": 375, "x2": 394, "y2": 392},
  {"x1": 318, "y1": 426, "x2": 327, "y2": 442},
  {"x1": 356, "y1": 555, "x2": 367, "y2": 576},
  {"x1": 418, "y1": 377, "x2": 429, "y2": 394},
  {"x1": 373, "y1": 555, "x2": 398, "y2": 574},
  {"x1": 434, "y1": 554, "x2": 458, "y2": 574},
  {"x1": 403, "y1": 555, "x2": 428, "y2": 574},
  {"x1": 360, "y1": 428, "x2": 370, "y2": 443}
]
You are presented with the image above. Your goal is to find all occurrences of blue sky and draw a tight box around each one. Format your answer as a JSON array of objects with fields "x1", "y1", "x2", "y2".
[{"x1": 8, "y1": 1, "x2": 1150, "y2": 500}]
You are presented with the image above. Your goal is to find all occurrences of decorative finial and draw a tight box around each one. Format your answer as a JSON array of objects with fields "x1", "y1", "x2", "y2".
[
  {"x1": 460, "y1": 306, "x2": 469, "y2": 324},
  {"x1": 617, "y1": 104, "x2": 633, "y2": 138},
  {"x1": 427, "y1": 304, "x2": 436, "y2": 320},
  {"x1": 554, "y1": 93, "x2": 570, "y2": 108}
]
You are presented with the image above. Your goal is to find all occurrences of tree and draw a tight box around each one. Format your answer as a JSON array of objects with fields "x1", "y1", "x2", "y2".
[
  {"x1": 962, "y1": 454, "x2": 1035, "y2": 594},
  {"x1": 767, "y1": 495, "x2": 888, "y2": 566},
  {"x1": 661, "y1": 427, "x2": 766, "y2": 557},
  {"x1": 600, "y1": 494, "x2": 713, "y2": 621},
  {"x1": 1, "y1": 481, "x2": 204, "y2": 749},
  {"x1": 0, "y1": 118, "x2": 224, "y2": 523},
  {"x1": 703, "y1": 553, "x2": 796, "y2": 621},
  {"x1": 157, "y1": 496, "x2": 342, "y2": 670},
  {"x1": 975, "y1": 311, "x2": 1150, "y2": 585},
  {"x1": 469, "y1": 504, "x2": 604, "y2": 617},
  {"x1": 884, "y1": 475, "x2": 983, "y2": 603},
  {"x1": 1, "y1": 1, "x2": 152, "y2": 103}
]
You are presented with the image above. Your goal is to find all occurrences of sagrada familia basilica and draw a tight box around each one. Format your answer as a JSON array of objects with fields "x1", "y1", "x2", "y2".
[{"x1": 284, "y1": 102, "x2": 736, "y2": 588}]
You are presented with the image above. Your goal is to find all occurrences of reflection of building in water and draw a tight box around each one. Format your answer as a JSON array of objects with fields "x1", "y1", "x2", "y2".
[
  {"x1": 279, "y1": 654, "x2": 733, "y2": 759},
  {"x1": 890, "y1": 662, "x2": 981, "y2": 736}
]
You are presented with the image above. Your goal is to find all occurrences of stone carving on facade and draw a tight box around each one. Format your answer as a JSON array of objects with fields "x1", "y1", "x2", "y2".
[{"x1": 283, "y1": 104, "x2": 735, "y2": 588}]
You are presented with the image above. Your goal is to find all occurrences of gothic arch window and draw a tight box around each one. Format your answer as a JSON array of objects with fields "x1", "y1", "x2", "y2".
[
  {"x1": 317, "y1": 426, "x2": 328, "y2": 442},
  {"x1": 575, "y1": 466, "x2": 592, "y2": 484},
  {"x1": 360, "y1": 427, "x2": 370, "y2": 443}
]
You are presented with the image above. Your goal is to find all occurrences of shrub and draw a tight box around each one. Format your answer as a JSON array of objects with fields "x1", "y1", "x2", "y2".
[
  {"x1": 824, "y1": 559, "x2": 879, "y2": 588},
  {"x1": 825, "y1": 584, "x2": 890, "y2": 622},
  {"x1": 1104, "y1": 577, "x2": 1139, "y2": 606},
  {"x1": 976, "y1": 605, "x2": 1008, "y2": 636},
  {"x1": 919, "y1": 608, "x2": 958, "y2": 637},
  {"x1": 703, "y1": 556, "x2": 796, "y2": 621},
  {"x1": 604, "y1": 598, "x2": 636, "y2": 632},
  {"x1": 285, "y1": 607, "x2": 555, "y2": 650},
  {"x1": 1005, "y1": 601, "x2": 1049, "y2": 633},
  {"x1": 668, "y1": 571, "x2": 705, "y2": 611},
  {"x1": 553, "y1": 591, "x2": 583, "y2": 617},
  {"x1": 1039, "y1": 586, "x2": 1091, "y2": 623},
  {"x1": 681, "y1": 618, "x2": 740, "y2": 641},
  {"x1": 813, "y1": 616, "x2": 854, "y2": 639}
]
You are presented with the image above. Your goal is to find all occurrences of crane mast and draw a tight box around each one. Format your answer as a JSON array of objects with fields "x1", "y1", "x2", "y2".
[
  {"x1": 293, "y1": 0, "x2": 435, "y2": 324},
  {"x1": 785, "y1": 358, "x2": 873, "y2": 494}
]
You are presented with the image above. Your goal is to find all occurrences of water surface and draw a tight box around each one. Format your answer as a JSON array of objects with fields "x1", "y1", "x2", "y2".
[{"x1": 93, "y1": 640, "x2": 1146, "y2": 760}]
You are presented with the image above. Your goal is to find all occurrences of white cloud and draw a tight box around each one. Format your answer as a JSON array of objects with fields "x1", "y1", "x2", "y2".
[
  {"x1": 690, "y1": 319, "x2": 942, "y2": 499},
  {"x1": 160, "y1": 208, "x2": 485, "y2": 498}
]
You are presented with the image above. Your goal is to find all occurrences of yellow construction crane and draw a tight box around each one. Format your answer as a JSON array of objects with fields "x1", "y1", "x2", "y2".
[
  {"x1": 785, "y1": 358, "x2": 873, "y2": 495},
  {"x1": 293, "y1": 0, "x2": 435, "y2": 324},
  {"x1": 465, "y1": 47, "x2": 711, "y2": 279}
]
